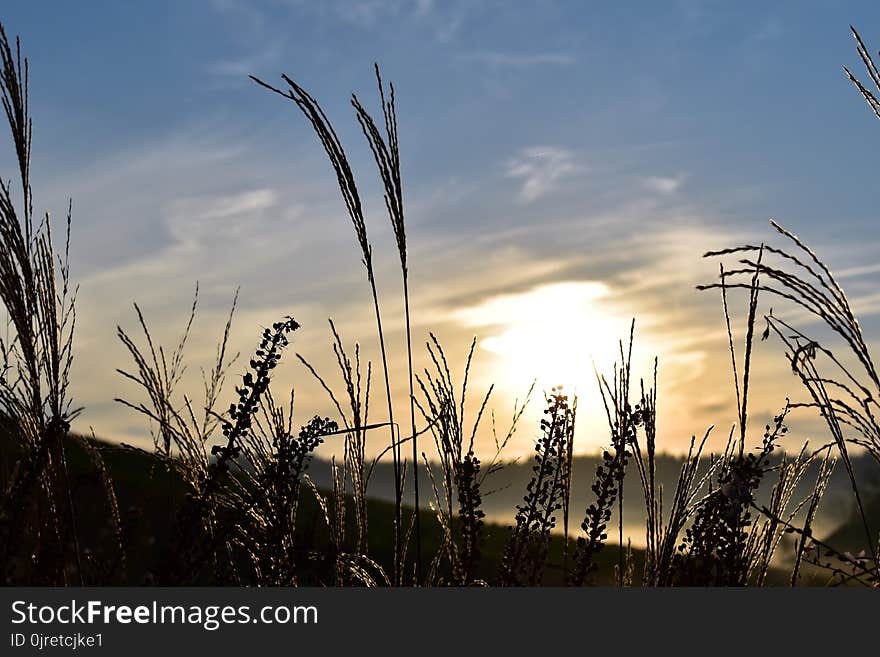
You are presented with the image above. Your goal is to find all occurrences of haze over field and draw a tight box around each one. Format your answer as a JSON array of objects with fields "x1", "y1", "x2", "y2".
[{"x1": 3, "y1": 1, "x2": 880, "y2": 458}]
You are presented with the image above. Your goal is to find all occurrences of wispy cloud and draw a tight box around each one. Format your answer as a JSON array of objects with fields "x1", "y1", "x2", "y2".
[
  {"x1": 331, "y1": 0, "x2": 467, "y2": 39},
  {"x1": 55, "y1": 119, "x2": 779, "y2": 457},
  {"x1": 643, "y1": 174, "x2": 687, "y2": 195},
  {"x1": 505, "y1": 146, "x2": 582, "y2": 204},
  {"x1": 464, "y1": 51, "x2": 576, "y2": 69},
  {"x1": 209, "y1": 41, "x2": 284, "y2": 79},
  {"x1": 165, "y1": 188, "x2": 279, "y2": 248},
  {"x1": 231, "y1": 0, "x2": 469, "y2": 41},
  {"x1": 836, "y1": 263, "x2": 880, "y2": 279}
]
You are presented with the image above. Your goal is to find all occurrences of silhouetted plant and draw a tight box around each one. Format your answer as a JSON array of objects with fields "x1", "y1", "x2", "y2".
[
  {"x1": 569, "y1": 434, "x2": 632, "y2": 584},
  {"x1": 0, "y1": 21, "x2": 81, "y2": 585},
  {"x1": 775, "y1": 516, "x2": 878, "y2": 586},
  {"x1": 568, "y1": 328, "x2": 639, "y2": 586},
  {"x1": 76, "y1": 432, "x2": 127, "y2": 584},
  {"x1": 251, "y1": 70, "x2": 408, "y2": 584},
  {"x1": 351, "y1": 66, "x2": 424, "y2": 582},
  {"x1": 695, "y1": 26, "x2": 880, "y2": 568},
  {"x1": 673, "y1": 406, "x2": 789, "y2": 585},
  {"x1": 116, "y1": 287, "x2": 239, "y2": 482},
  {"x1": 4, "y1": 17, "x2": 878, "y2": 590},
  {"x1": 297, "y1": 320, "x2": 376, "y2": 557},
  {"x1": 845, "y1": 26, "x2": 880, "y2": 121},
  {"x1": 416, "y1": 336, "x2": 499, "y2": 585},
  {"x1": 238, "y1": 382, "x2": 337, "y2": 584},
  {"x1": 702, "y1": 221, "x2": 880, "y2": 579},
  {"x1": 642, "y1": 428, "x2": 717, "y2": 586},
  {"x1": 499, "y1": 388, "x2": 575, "y2": 586},
  {"x1": 135, "y1": 315, "x2": 301, "y2": 584},
  {"x1": 790, "y1": 448, "x2": 837, "y2": 585}
]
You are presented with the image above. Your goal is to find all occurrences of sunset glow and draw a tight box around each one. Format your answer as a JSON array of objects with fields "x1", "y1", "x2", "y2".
[{"x1": 454, "y1": 281, "x2": 638, "y2": 393}]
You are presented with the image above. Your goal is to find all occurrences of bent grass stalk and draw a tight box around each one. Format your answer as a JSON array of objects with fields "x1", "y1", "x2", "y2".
[{"x1": 251, "y1": 72, "x2": 406, "y2": 584}]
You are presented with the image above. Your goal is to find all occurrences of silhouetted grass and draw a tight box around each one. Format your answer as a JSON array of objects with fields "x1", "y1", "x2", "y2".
[
  {"x1": 0, "y1": 22, "x2": 81, "y2": 585},
  {"x1": 1, "y1": 18, "x2": 879, "y2": 588}
]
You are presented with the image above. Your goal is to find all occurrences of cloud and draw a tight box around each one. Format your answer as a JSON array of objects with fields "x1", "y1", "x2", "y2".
[
  {"x1": 172, "y1": 188, "x2": 278, "y2": 221},
  {"x1": 433, "y1": 233, "x2": 726, "y2": 454},
  {"x1": 228, "y1": 0, "x2": 468, "y2": 40},
  {"x1": 835, "y1": 263, "x2": 880, "y2": 280},
  {"x1": 165, "y1": 188, "x2": 279, "y2": 248},
  {"x1": 32, "y1": 94, "x2": 802, "y2": 457},
  {"x1": 505, "y1": 146, "x2": 582, "y2": 204},
  {"x1": 208, "y1": 41, "x2": 285, "y2": 79},
  {"x1": 331, "y1": 0, "x2": 466, "y2": 39},
  {"x1": 642, "y1": 174, "x2": 687, "y2": 195},
  {"x1": 57, "y1": 125, "x2": 764, "y2": 457},
  {"x1": 453, "y1": 281, "x2": 609, "y2": 326}
]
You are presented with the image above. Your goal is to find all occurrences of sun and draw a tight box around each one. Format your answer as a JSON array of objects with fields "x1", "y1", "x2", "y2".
[{"x1": 454, "y1": 280, "x2": 642, "y2": 399}]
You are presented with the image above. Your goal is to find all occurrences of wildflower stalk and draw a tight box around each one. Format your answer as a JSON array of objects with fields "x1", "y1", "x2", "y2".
[
  {"x1": 499, "y1": 389, "x2": 574, "y2": 586},
  {"x1": 157, "y1": 317, "x2": 300, "y2": 583}
]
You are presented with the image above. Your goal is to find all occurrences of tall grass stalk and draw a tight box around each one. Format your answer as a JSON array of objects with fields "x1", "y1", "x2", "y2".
[
  {"x1": 0, "y1": 22, "x2": 80, "y2": 584},
  {"x1": 416, "y1": 336, "x2": 492, "y2": 585},
  {"x1": 296, "y1": 320, "x2": 375, "y2": 557},
  {"x1": 251, "y1": 72, "x2": 407, "y2": 584},
  {"x1": 701, "y1": 221, "x2": 880, "y2": 576},
  {"x1": 844, "y1": 26, "x2": 880, "y2": 121},
  {"x1": 351, "y1": 66, "x2": 422, "y2": 583}
]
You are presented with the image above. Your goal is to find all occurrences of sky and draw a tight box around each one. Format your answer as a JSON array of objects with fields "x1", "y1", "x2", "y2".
[{"x1": 3, "y1": 1, "x2": 880, "y2": 459}]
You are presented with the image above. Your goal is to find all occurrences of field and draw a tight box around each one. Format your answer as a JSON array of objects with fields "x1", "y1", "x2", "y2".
[{"x1": 1, "y1": 17, "x2": 880, "y2": 588}]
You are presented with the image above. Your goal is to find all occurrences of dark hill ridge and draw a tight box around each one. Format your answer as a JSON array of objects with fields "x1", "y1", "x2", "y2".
[
  {"x1": 303, "y1": 450, "x2": 879, "y2": 549},
  {"x1": 2, "y1": 428, "x2": 870, "y2": 584},
  {"x1": 0, "y1": 432, "x2": 630, "y2": 584}
]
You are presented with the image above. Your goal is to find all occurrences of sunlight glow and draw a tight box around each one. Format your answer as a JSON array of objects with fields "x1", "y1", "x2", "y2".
[{"x1": 453, "y1": 281, "x2": 644, "y2": 397}]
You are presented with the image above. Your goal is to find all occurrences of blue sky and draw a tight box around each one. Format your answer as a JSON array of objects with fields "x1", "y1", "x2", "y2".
[{"x1": 3, "y1": 1, "x2": 880, "y2": 455}]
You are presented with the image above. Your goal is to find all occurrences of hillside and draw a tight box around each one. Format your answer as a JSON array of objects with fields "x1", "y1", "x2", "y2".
[
  {"x1": 304, "y1": 451, "x2": 880, "y2": 550},
  {"x1": 0, "y1": 432, "x2": 637, "y2": 585},
  {"x1": 5, "y1": 426, "x2": 863, "y2": 584}
]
